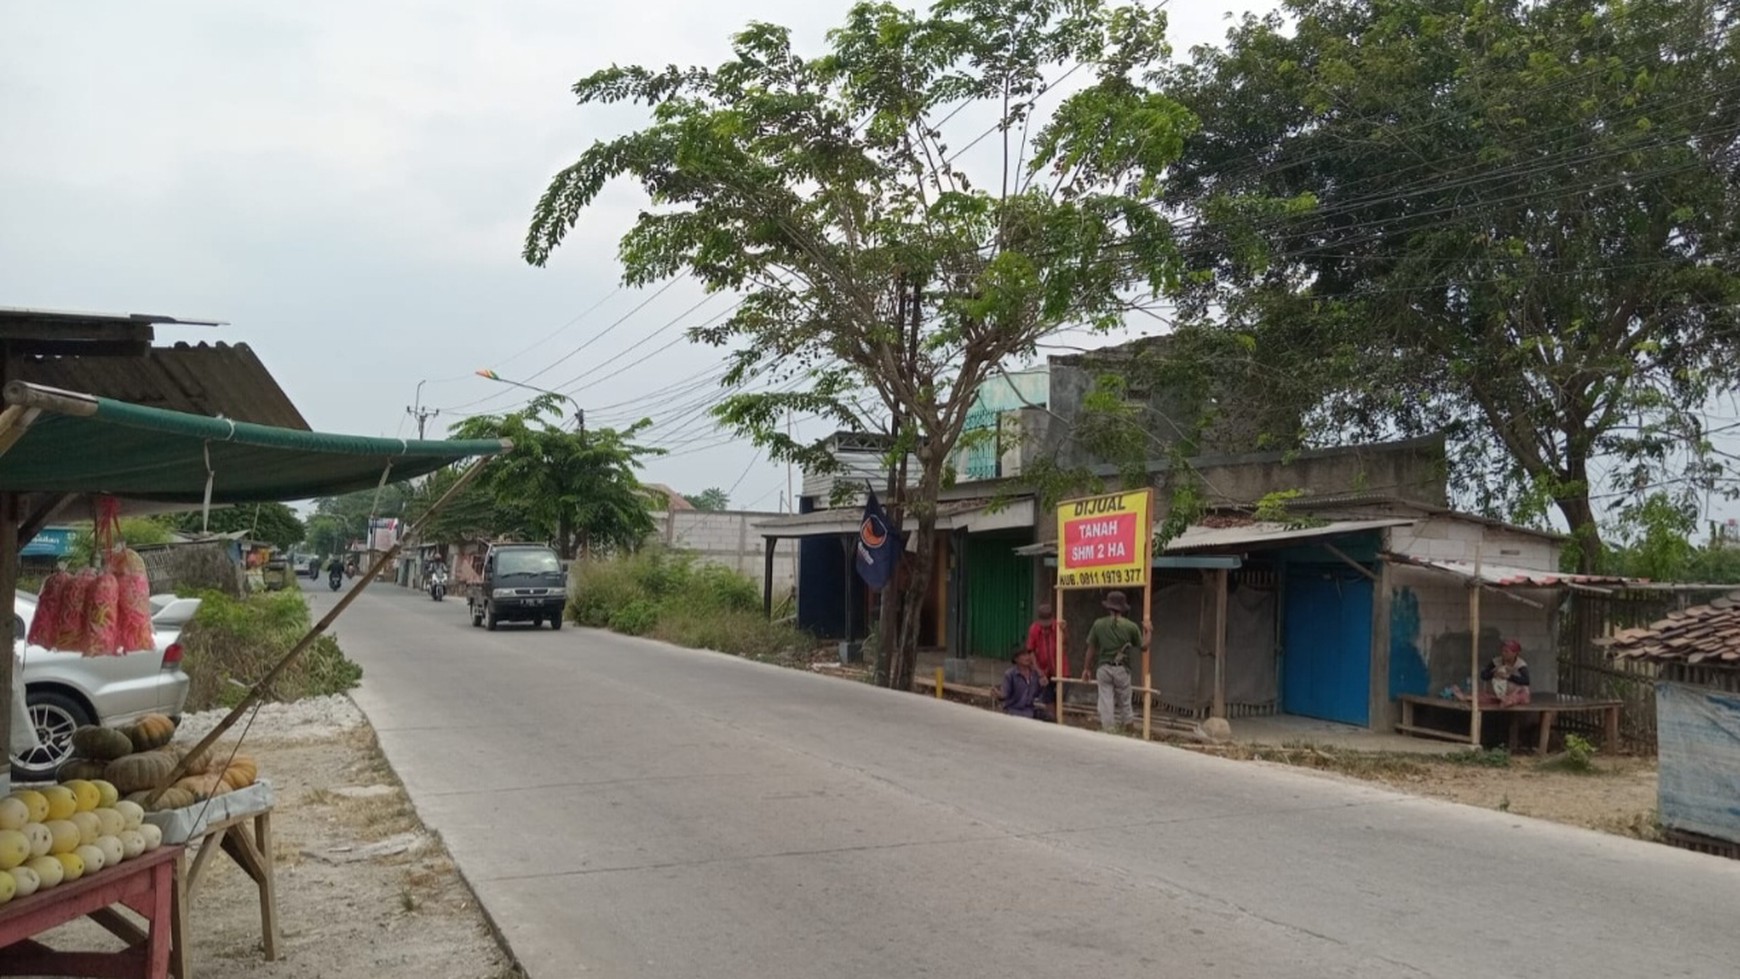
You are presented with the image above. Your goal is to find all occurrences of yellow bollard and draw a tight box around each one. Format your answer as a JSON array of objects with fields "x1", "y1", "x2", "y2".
[{"x1": 935, "y1": 666, "x2": 945, "y2": 699}]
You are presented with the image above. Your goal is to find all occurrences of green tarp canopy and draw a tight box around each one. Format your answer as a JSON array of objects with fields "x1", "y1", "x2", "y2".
[{"x1": 0, "y1": 381, "x2": 509, "y2": 503}]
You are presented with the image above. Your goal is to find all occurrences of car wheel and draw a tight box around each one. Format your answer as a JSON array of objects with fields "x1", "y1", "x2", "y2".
[
  {"x1": 10, "y1": 689, "x2": 92, "y2": 783},
  {"x1": 486, "y1": 605, "x2": 499, "y2": 631},
  {"x1": 549, "y1": 614, "x2": 563, "y2": 631}
]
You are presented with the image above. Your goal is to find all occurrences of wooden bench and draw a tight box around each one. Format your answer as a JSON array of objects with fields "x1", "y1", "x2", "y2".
[{"x1": 1398, "y1": 693, "x2": 1622, "y2": 753}]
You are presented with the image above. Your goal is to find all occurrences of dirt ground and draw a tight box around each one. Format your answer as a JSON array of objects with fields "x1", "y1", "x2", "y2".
[
  {"x1": 1179, "y1": 741, "x2": 1663, "y2": 840},
  {"x1": 26, "y1": 719, "x2": 520, "y2": 979}
]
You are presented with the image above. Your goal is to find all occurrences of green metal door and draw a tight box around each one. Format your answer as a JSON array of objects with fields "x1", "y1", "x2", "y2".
[{"x1": 964, "y1": 532, "x2": 1035, "y2": 660}]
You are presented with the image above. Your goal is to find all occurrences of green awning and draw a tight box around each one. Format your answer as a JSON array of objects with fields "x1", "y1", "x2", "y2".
[{"x1": 0, "y1": 381, "x2": 509, "y2": 503}]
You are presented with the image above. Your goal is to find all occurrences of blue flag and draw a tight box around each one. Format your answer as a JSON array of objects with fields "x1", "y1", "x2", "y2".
[{"x1": 854, "y1": 490, "x2": 901, "y2": 590}]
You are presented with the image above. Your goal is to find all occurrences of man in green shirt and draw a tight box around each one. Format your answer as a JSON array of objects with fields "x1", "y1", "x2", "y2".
[{"x1": 1081, "y1": 590, "x2": 1149, "y2": 733}]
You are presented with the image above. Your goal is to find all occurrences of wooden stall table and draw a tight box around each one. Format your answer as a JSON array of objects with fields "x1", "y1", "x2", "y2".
[
  {"x1": 0, "y1": 844, "x2": 184, "y2": 979},
  {"x1": 150, "y1": 785, "x2": 278, "y2": 979},
  {"x1": 1398, "y1": 692, "x2": 1623, "y2": 753}
]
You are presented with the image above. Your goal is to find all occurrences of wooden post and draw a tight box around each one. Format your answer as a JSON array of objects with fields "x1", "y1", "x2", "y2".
[
  {"x1": 762, "y1": 536, "x2": 776, "y2": 617},
  {"x1": 0, "y1": 493, "x2": 16, "y2": 795},
  {"x1": 1141, "y1": 493, "x2": 1155, "y2": 741},
  {"x1": 1469, "y1": 546, "x2": 1484, "y2": 746},
  {"x1": 1212, "y1": 567, "x2": 1228, "y2": 720},
  {"x1": 1054, "y1": 584, "x2": 1065, "y2": 723}
]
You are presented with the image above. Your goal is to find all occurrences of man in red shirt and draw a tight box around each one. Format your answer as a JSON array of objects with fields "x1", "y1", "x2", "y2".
[{"x1": 1026, "y1": 603, "x2": 1060, "y2": 680}]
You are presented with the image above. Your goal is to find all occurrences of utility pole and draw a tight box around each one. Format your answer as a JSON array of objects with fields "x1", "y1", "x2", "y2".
[{"x1": 407, "y1": 379, "x2": 438, "y2": 439}]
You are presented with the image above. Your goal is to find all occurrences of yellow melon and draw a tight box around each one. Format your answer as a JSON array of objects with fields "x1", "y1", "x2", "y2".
[
  {"x1": 0, "y1": 830, "x2": 27, "y2": 870},
  {"x1": 93, "y1": 780, "x2": 119, "y2": 809},
  {"x1": 40, "y1": 786, "x2": 76, "y2": 822},
  {"x1": 54, "y1": 851, "x2": 84, "y2": 882},
  {"x1": 69, "y1": 811, "x2": 100, "y2": 845},
  {"x1": 119, "y1": 830, "x2": 146, "y2": 861},
  {"x1": 74, "y1": 844, "x2": 105, "y2": 875},
  {"x1": 6, "y1": 865, "x2": 39, "y2": 898},
  {"x1": 0, "y1": 797, "x2": 27, "y2": 831},
  {"x1": 62, "y1": 779, "x2": 100, "y2": 813},
  {"x1": 10, "y1": 790, "x2": 48, "y2": 824},
  {"x1": 0, "y1": 869, "x2": 13, "y2": 905},
  {"x1": 26, "y1": 854, "x2": 63, "y2": 889},
  {"x1": 22, "y1": 823, "x2": 52, "y2": 858},
  {"x1": 139, "y1": 823, "x2": 163, "y2": 851},
  {"x1": 45, "y1": 820, "x2": 80, "y2": 855}
]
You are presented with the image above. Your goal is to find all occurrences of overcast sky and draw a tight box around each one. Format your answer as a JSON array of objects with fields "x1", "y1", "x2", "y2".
[{"x1": 0, "y1": 0, "x2": 1288, "y2": 514}]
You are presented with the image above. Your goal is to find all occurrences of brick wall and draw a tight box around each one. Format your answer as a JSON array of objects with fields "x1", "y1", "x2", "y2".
[
  {"x1": 1388, "y1": 564, "x2": 1559, "y2": 711},
  {"x1": 1386, "y1": 516, "x2": 1559, "y2": 571},
  {"x1": 657, "y1": 510, "x2": 797, "y2": 597}
]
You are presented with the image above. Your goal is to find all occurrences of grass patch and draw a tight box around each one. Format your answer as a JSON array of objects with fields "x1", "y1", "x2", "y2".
[
  {"x1": 568, "y1": 547, "x2": 813, "y2": 659},
  {"x1": 177, "y1": 589, "x2": 363, "y2": 711},
  {"x1": 1444, "y1": 747, "x2": 1512, "y2": 768}
]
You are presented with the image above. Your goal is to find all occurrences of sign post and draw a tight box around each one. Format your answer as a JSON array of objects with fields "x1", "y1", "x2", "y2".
[{"x1": 1055, "y1": 489, "x2": 1156, "y2": 738}]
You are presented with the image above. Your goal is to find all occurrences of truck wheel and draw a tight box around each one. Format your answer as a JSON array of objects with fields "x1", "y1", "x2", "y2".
[{"x1": 486, "y1": 605, "x2": 500, "y2": 631}]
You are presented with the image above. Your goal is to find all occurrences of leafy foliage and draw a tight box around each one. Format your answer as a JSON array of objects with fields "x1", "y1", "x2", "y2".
[
  {"x1": 307, "y1": 486, "x2": 409, "y2": 556},
  {"x1": 683, "y1": 488, "x2": 732, "y2": 512},
  {"x1": 67, "y1": 517, "x2": 176, "y2": 568},
  {"x1": 177, "y1": 589, "x2": 362, "y2": 711},
  {"x1": 568, "y1": 547, "x2": 807, "y2": 657},
  {"x1": 167, "y1": 502, "x2": 305, "y2": 551},
  {"x1": 450, "y1": 396, "x2": 659, "y2": 558},
  {"x1": 1160, "y1": 0, "x2": 1740, "y2": 568},
  {"x1": 527, "y1": 0, "x2": 1191, "y2": 687}
]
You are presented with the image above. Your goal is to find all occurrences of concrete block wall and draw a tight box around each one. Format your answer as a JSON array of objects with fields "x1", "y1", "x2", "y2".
[
  {"x1": 1387, "y1": 516, "x2": 1559, "y2": 571},
  {"x1": 658, "y1": 510, "x2": 797, "y2": 597},
  {"x1": 1388, "y1": 564, "x2": 1558, "y2": 705}
]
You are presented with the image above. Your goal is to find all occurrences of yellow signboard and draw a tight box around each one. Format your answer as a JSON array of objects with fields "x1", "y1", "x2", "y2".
[{"x1": 1055, "y1": 489, "x2": 1154, "y2": 590}]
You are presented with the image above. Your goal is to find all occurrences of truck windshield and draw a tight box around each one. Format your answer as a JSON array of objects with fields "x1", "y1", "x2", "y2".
[{"x1": 496, "y1": 550, "x2": 561, "y2": 576}]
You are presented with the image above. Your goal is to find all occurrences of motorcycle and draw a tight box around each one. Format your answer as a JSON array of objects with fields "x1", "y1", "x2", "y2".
[
  {"x1": 428, "y1": 570, "x2": 447, "y2": 602},
  {"x1": 328, "y1": 569, "x2": 343, "y2": 592}
]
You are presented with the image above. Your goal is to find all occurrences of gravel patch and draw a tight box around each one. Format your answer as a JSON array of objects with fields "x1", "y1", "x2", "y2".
[{"x1": 175, "y1": 694, "x2": 366, "y2": 745}]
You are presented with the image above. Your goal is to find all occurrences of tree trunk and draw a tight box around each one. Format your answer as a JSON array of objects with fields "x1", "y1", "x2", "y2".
[
  {"x1": 557, "y1": 515, "x2": 574, "y2": 561},
  {"x1": 889, "y1": 512, "x2": 936, "y2": 693},
  {"x1": 1556, "y1": 492, "x2": 1603, "y2": 574}
]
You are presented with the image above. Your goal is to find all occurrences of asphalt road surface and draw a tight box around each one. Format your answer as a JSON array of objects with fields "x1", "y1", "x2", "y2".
[{"x1": 318, "y1": 579, "x2": 1740, "y2": 978}]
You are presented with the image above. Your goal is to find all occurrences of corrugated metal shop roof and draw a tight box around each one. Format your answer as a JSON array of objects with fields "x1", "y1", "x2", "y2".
[
  {"x1": 1386, "y1": 553, "x2": 1640, "y2": 589},
  {"x1": 1602, "y1": 595, "x2": 1740, "y2": 665},
  {"x1": 755, "y1": 498, "x2": 1035, "y2": 538},
  {"x1": 13, "y1": 342, "x2": 308, "y2": 430},
  {"x1": 1014, "y1": 517, "x2": 1412, "y2": 557}
]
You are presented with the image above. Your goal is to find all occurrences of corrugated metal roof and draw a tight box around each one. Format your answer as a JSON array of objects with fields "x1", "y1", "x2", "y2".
[
  {"x1": 1603, "y1": 595, "x2": 1740, "y2": 665},
  {"x1": 755, "y1": 498, "x2": 1034, "y2": 538},
  {"x1": 1014, "y1": 517, "x2": 1411, "y2": 557},
  {"x1": 0, "y1": 306, "x2": 224, "y2": 328},
  {"x1": 1387, "y1": 553, "x2": 1638, "y2": 588},
  {"x1": 13, "y1": 342, "x2": 308, "y2": 430}
]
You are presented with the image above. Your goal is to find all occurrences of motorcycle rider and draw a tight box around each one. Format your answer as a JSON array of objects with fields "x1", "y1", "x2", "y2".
[{"x1": 426, "y1": 557, "x2": 449, "y2": 599}]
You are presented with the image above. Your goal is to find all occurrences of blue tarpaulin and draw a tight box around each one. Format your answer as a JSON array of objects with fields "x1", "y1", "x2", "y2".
[{"x1": 1657, "y1": 681, "x2": 1740, "y2": 844}]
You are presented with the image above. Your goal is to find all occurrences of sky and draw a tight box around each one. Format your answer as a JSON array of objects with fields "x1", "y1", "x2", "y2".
[{"x1": 0, "y1": 0, "x2": 1286, "y2": 515}]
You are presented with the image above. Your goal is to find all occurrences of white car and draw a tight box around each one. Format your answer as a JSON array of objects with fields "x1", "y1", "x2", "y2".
[{"x1": 9, "y1": 590, "x2": 195, "y2": 782}]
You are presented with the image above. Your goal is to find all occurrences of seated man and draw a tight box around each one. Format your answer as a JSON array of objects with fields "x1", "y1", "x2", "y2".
[
  {"x1": 999, "y1": 648, "x2": 1054, "y2": 722},
  {"x1": 1481, "y1": 638, "x2": 1532, "y2": 706}
]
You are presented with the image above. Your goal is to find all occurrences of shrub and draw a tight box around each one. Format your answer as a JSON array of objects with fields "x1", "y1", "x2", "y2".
[
  {"x1": 567, "y1": 547, "x2": 812, "y2": 659},
  {"x1": 177, "y1": 589, "x2": 363, "y2": 711}
]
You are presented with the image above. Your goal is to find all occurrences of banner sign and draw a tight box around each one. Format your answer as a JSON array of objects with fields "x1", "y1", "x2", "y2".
[{"x1": 1055, "y1": 489, "x2": 1153, "y2": 590}]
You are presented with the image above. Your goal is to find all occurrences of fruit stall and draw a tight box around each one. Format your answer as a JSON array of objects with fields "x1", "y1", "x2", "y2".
[{"x1": 0, "y1": 374, "x2": 507, "y2": 977}]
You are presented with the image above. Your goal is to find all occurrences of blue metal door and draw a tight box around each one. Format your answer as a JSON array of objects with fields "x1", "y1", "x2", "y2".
[{"x1": 1283, "y1": 569, "x2": 1373, "y2": 725}]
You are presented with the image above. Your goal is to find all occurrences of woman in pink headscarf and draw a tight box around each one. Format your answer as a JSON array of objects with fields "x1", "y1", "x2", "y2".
[{"x1": 1481, "y1": 638, "x2": 1532, "y2": 706}]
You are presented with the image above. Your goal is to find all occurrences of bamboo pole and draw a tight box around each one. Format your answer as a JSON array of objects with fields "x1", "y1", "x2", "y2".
[
  {"x1": 1141, "y1": 489, "x2": 1155, "y2": 741},
  {"x1": 1470, "y1": 546, "x2": 1484, "y2": 747},
  {"x1": 146, "y1": 455, "x2": 497, "y2": 804},
  {"x1": 1054, "y1": 584, "x2": 1065, "y2": 724}
]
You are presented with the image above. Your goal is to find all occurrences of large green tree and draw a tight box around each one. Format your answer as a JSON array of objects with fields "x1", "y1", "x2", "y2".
[
  {"x1": 1159, "y1": 0, "x2": 1740, "y2": 569},
  {"x1": 450, "y1": 397, "x2": 659, "y2": 558},
  {"x1": 169, "y1": 502, "x2": 305, "y2": 551},
  {"x1": 525, "y1": 0, "x2": 1191, "y2": 689}
]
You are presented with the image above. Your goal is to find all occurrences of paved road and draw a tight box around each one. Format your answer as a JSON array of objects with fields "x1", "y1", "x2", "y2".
[{"x1": 321, "y1": 580, "x2": 1740, "y2": 978}]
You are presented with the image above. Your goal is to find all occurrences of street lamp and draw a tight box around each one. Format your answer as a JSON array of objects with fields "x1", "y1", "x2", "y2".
[
  {"x1": 475, "y1": 370, "x2": 585, "y2": 433},
  {"x1": 406, "y1": 379, "x2": 439, "y2": 439}
]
